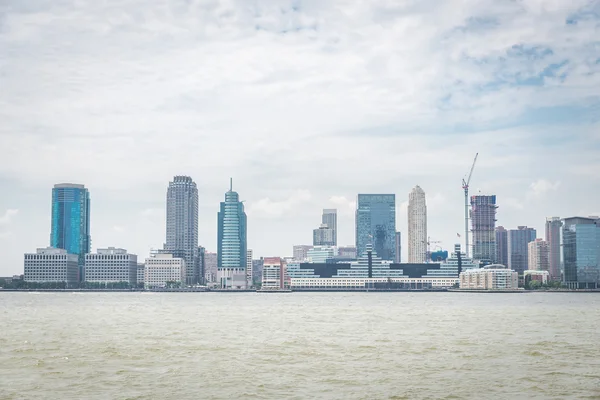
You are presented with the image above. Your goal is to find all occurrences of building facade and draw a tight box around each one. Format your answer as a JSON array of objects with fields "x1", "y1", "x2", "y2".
[
  {"x1": 562, "y1": 217, "x2": 600, "y2": 289},
  {"x1": 307, "y1": 246, "x2": 336, "y2": 263},
  {"x1": 217, "y1": 180, "x2": 248, "y2": 289},
  {"x1": 24, "y1": 247, "x2": 79, "y2": 284},
  {"x1": 204, "y1": 252, "x2": 218, "y2": 284},
  {"x1": 356, "y1": 194, "x2": 396, "y2": 261},
  {"x1": 144, "y1": 253, "x2": 185, "y2": 288},
  {"x1": 528, "y1": 239, "x2": 550, "y2": 273},
  {"x1": 246, "y1": 249, "x2": 253, "y2": 286},
  {"x1": 395, "y1": 232, "x2": 402, "y2": 263},
  {"x1": 459, "y1": 265, "x2": 519, "y2": 290},
  {"x1": 471, "y1": 195, "x2": 498, "y2": 264},
  {"x1": 338, "y1": 246, "x2": 357, "y2": 259},
  {"x1": 293, "y1": 245, "x2": 313, "y2": 261},
  {"x1": 322, "y1": 209, "x2": 337, "y2": 246},
  {"x1": 261, "y1": 257, "x2": 289, "y2": 290},
  {"x1": 408, "y1": 185, "x2": 427, "y2": 263},
  {"x1": 495, "y1": 226, "x2": 508, "y2": 267},
  {"x1": 545, "y1": 217, "x2": 562, "y2": 281},
  {"x1": 313, "y1": 224, "x2": 335, "y2": 246},
  {"x1": 507, "y1": 226, "x2": 537, "y2": 275},
  {"x1": 165, "y1": 176, "x2": 199, "y2": 285},
  {"x1": 50, "y1": 183, "x2": 91, "y2": 280},
  {"x1": 84, "y1": 247, "x2": 138, "y2": 285},
  {"x1": 137, "y1": 263, "x2": 145, "y2": 287},
  {"x1": 524, "y1": 270, "x2": 550, "y2": 286}
]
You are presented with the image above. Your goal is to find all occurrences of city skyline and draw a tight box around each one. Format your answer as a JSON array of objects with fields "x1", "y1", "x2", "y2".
[{"x1": 1, "y1": 1, "x2": 600, "y2": 275}]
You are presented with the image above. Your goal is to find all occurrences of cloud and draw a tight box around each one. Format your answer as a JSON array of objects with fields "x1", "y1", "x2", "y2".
[
  {"x1": 113, "y1": 225, "x2": 125, "y2": 233},
  {"x1": 0, "y1": 209, "x2": 19, "y2": 225},
  {"x1": 528, "y1": 179, "x2": 561, "y2": 198},
  {"x1": 248, "y1": 190, "x2": 312, "y2": 218},
  {"x1": 328, "y1": 196, "x2": 356, "y2": 216}
]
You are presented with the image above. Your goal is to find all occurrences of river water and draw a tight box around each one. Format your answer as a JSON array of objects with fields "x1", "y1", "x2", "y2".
[{"x1": 1, "y1": 292, "x2": 599, "y2": 399}]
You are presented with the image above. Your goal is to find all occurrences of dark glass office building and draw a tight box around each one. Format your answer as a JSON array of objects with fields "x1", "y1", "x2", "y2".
[
  {"x1": 355, "y1": 194, "x2": 396, "y2": 261},
  {"x1": 562, "y1": 217, "x2": 600, "y2": 289},
  {"x1": 50, "y1": 183, "x2": 91, "y2": 280}
]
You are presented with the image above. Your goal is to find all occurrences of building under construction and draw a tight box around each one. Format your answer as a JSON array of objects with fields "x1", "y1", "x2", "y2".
[{"x1": 471, "y1": 195, "x2": 498, "y2": 264}]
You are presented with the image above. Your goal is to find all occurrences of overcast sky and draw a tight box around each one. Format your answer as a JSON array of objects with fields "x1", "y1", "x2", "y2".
[{"x1": 1, "y1": 0, "x2": 599, "y2": 275}]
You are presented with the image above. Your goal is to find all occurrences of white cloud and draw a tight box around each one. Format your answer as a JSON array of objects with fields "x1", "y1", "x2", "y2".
[
  {"x1": 328, "y1": 196, "x2": 356, "y2": 216},
  {"x1": 248, "y1": 190, "x2": 312, "y2": 218},
  {"x1": 0, "y1": 209, "x2": 19, "y2": 225},
  {"x1": 528, "y1": 179, "x2": 561, "y2": 198}
]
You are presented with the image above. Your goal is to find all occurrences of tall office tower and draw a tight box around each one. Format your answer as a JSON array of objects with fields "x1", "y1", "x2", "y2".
[
  {"x1": 495, "y1": 226, "x2": 508, "y2": 266},
  {"x1": 356, "y1": 194, "x2": 396, "y2": 261},
  {"x1": 562, "y1": 217, "x2": 600, "y2": 289},
  {"x1": 165, "y1": 176, "x2": 199, "y2": 285},
  {"x1": 322, "y1": 209, "x2": 338, "y2": 246},
  {"x1": 470, "y1": 195, "x2": 498, "y2": 264},
  {"x1": 293, "y1": 245, "x2": 313, "y2": 261},
  {"x1": 246, "y1": 249, "x2": 253, "y2": 286},
  {"x1": 313, "y1": 224, "x2": 335, "y2": 246},
  {"x1": 217, "y1": 179, "x2": 247, "y2": 289},
  {"x1": 528, "y1": 239, "x2": 550, "y2": 272},
  {"x1": 408, "y1": 186, "x2": 427, "y2": 263},
  {"x1": 395, "y1": 232, "x2": 402, "y2": 263},
  {"x1": 51, "y1": 183, "x2": 91, "y2": 281},
  {"x1": 545, "y1": 217, "x2": 562, "y2": 281},
  {"x1": 507, "y1": 226, "x2": 537, "y2": 275}
]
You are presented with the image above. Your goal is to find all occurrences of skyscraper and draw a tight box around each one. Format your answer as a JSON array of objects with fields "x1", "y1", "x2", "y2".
[
  {"x1": 395, "y1": 232, "x2": 402, "y2": 263},
  {"x1": 507, "y1": 226, "x2": 537, "y2": 275},
  {"x1": 246, "y1": 249, "x2": 253, "y2": 286},
  {"x1": 528, "y1": 239, "x2": 549, "y2": 272},
  {"x1": 322, "y1": 209, "x2": 337, "y2": 246},
  {"x1": 562, "y1": 217, "x2": 600, "y2": 289},
  {"x1": 313, "y1": 224, "x2": 335, "y2": 246},
  {"x1": 545, "y1": 217, "x2": 562, "y2": 281},
  {"x1": 408, "y1": 185, "x2": 427, "y2": 263},
  {"x1": 495, "y1": 226, "x2": 508, "y2": 266},
  {"x1": 165, "y1": 176, "x2": 199, "y2": 285},
  {"x1": 51, "y1": 183, "x2": 91, "y2": 281},
  {"x1": 470, "y1": 195, "x2": 498, "y2": 264},
  {"x1": 293, "y1": 245, "x2": 313, "y2": 261},
  {"x1": 356, "y1": 194, "x2": 396, "y2": 261},
  {"x1": 217, "y1": 179, "x2": 247, "y2": 288}
]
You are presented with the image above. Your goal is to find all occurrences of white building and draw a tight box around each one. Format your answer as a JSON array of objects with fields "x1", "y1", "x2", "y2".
[
  {"x1": 246, "y1": 249, "x2": 253, "y2": 287},
  {"x1": 528, "y1": 239, "x2": 550, "y2": 272},
  {"x1": 459, "y1": 264, "x2": 519, "y2": 290},
  {"x1": 290, "y1": 276, "x2": 458, "y2": 290},
  {"x1": 261, "y1": 257, "x2": 289, "y2": 290},
  {"x1": 24, "y1": 247, "x2": 79, "y2": 283},
  {"x1": 144, "y1": 253, "x2": 185, "y2": 288},
  {"x1": 307, "y1": 246, "x2": 336, "y2": 263},
  {"x1": 408, "y1": 185, "x2": 427, "y2": 263},
  {"x1": 84, "y1": 247, "x2": 138, "y2": 285}
]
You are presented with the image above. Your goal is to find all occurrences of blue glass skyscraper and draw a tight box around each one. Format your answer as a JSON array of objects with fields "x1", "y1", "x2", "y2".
[
  {"x1": 356, "y1": 194, "x2": 396, "y2": 261},
  {"x1": 217, "y1": 179, "x2": 247, "y2": 288},
  {"x1": 562, "y1": 217, "x2": 600, "y2": 289},
  {"x1": 50, "y1": 183, "x2": 91, "y2": 280}
]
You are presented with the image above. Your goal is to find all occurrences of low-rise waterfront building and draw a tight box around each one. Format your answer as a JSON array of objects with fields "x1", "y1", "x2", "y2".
[
  {"x1": 307, "y1": 246, "x2": 336, "y2": 263},
  {"x1": 144, "y1": 253, "x2": 185, "y2": 289},
  {"x1": 24, "y1": 247, "x2": 79, "y2": 284},
  {"x1": 84, "y1": 247, "x2": 138, "y2": 285},
  {"x1": 261, "y1": 257, "x2": 289, "y2": 290},
  {"x1": 459, "y1": 264, "x2": 519, "y2": 290},
  {"x1": 524, "y1": 270, "x2": 550, "y2": 286},
  {"x1": 290, "y1": 276, "x2": 458, "y2": 290}
]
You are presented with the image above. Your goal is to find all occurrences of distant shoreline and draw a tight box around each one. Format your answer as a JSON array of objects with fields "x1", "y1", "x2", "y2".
[{"x1": 1, "y1": 288, "x2": 599, "y2": 293}]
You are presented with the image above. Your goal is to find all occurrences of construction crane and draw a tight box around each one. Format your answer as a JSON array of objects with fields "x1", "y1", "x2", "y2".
[{"x1": 462, "y1": 153, "x2": 478, "y2": 258}]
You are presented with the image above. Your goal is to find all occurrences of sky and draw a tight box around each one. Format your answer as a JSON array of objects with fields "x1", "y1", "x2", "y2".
[{"x1": 0, "y1": 0, "x2": 599, "y2": 275}]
